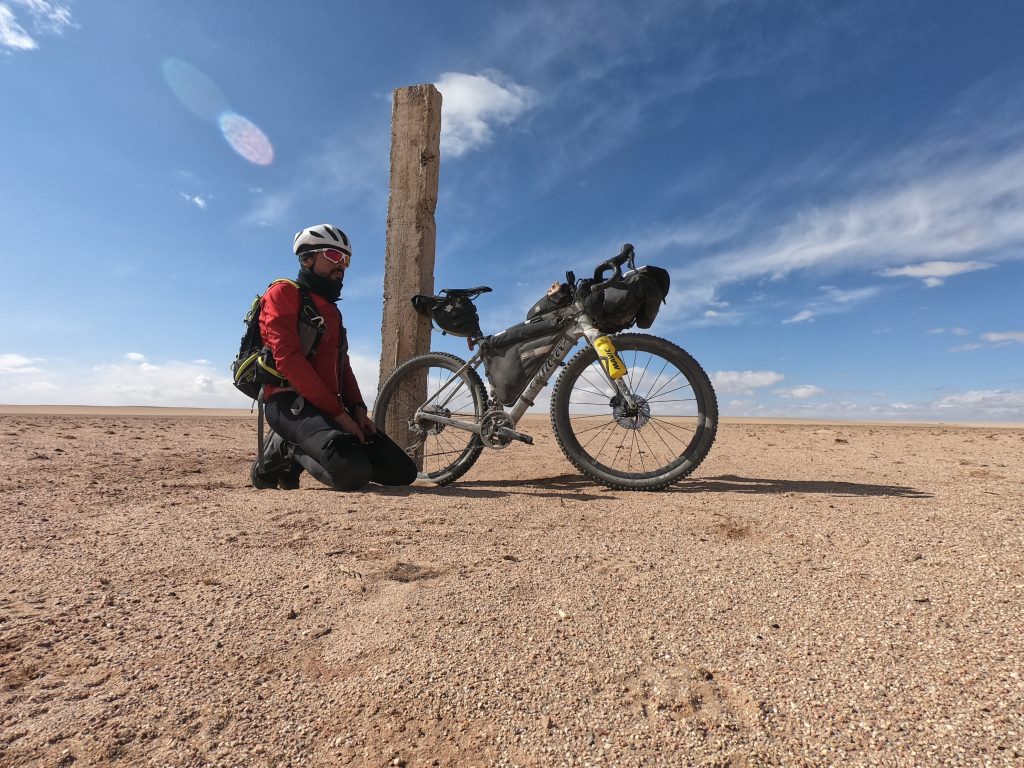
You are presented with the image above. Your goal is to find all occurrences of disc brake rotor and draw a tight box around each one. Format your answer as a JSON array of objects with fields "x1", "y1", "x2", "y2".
[{"x1": 611, "y1": 396, "x2": 651, "y2": 429}]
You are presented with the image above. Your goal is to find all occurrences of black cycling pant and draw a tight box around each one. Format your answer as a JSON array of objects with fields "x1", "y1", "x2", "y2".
[{"x1": 264, "y1": 392, "x2": 417, "y2": 491}]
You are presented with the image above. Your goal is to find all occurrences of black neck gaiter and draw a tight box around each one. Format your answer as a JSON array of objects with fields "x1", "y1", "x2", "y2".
[{"x1": 296, "y1": 267, "x2": 343, "y2": 303}]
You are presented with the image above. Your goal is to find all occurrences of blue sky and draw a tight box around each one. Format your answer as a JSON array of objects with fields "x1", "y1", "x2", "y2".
[{"x1": 2, "y1": 0, "x2": 1023, "y2": 422}]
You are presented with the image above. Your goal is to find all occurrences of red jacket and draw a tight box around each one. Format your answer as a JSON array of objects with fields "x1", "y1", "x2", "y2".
[{"x1": 259, "y1": 281, "x2": 363, "y2": 420}]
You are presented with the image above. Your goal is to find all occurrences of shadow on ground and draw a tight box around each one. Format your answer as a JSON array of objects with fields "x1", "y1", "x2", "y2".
[
  {"x1": 300, "y1": 473, "x2": 930, "y2": 500},
  {"x1": 677, "y1": 474, "x2": 932, "y2": 498}
]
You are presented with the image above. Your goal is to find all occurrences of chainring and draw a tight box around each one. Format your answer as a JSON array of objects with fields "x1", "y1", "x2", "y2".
[{"x1": 480, "y1": 408, "x2": 515, "y2": 449}]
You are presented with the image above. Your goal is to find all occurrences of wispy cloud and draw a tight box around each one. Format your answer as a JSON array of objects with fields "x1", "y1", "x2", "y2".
[
  {"x1": 934, "y1": 389, "x2": 1024, "y2": 417},
  {"x1": 0, "y1": 350, "x2": 384, "y2": 409},
  {"x1": 981, "y1": 331, "x2": 1024, "y2": 345},
  {"x1": 782, "y1": 285, "x2": 881, "y2": 324},
  {"x1": 0, "y1": 353, "x2": 42, "y2": 373},
  {"x1": 776, "y1": 384, "x2": 824, "y2": 399},
  {"x1": 0, "y1": 353, "x2": 242, "y2": 407},
  {"x1": 0, "y1": 5, "x2": 34, "y2": 50},
  {"x1": 650, "y1": 130, "x2": 1024, "y2": 323},
  {"x1": 724, "y1": 388, "x2": 1024, "y2": 423},
  {"x1": 711, "y1": 370, "x2": 785, "y2": 395},
  {"x1": 783, "y1": 309, "x2": 815, "y2": 324},
  {"x1": 241, "y1": 190, "x2": 292, "y2": 228},
  {"x1": 881, "y1": 260, "x2": 992, "y2": 287},
  {"x1": 436, "y1": 71, "x2": 539, "y2": 158},
  {"x1": 179, "y1": 193, "x2": 208, "y2": 210},
  {"x1": 952, "y1": 330, "x2": 1024, "y2": 352},
  {"x1": 0, "y1": 0, "x2": 72, "y2": 51}
]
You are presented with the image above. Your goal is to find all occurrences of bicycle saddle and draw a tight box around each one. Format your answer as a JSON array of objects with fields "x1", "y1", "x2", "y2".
[{"x1": 440, "y1": 286, "x2": 492, "y2": 297}]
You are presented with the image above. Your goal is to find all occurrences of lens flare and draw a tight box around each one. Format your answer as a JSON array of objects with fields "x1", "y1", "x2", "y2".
[
  {"x1": 219, "y1": 112, "x2": 274, "y2": 166},
  {"x1": 160, "y1": 58, "x2": 229, "y2": 123}
]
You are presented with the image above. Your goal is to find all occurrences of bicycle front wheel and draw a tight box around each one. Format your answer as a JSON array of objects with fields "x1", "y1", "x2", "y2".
[
  {"x1": 550, "y1": 333, "x2": 718, "y2": 491},
  {"x1": 374, "y1": 352, "x2": 487, "y2": 486}
]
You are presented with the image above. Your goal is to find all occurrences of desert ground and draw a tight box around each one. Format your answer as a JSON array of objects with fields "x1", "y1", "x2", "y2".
[{"x1": 1, "y1": 407, "x2": 1022, "y2": 767}]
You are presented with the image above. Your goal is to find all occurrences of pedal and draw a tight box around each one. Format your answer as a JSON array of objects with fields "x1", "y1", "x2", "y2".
[{"x1": 498, "y1": 427, "x2": 534, "y2": 446}]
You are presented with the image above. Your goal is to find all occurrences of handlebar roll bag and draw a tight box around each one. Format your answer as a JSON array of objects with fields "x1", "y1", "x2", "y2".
[{"x1": 583, "y1": 266, "x2": 670, "y2": 334}]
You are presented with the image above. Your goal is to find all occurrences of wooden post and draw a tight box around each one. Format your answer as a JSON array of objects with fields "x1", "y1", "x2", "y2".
[{"x1": 378, "y1": 84, "x2": 442, "y2": 466}]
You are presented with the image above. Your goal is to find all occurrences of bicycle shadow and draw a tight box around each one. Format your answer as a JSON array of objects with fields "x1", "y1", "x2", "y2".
[
  {"x1": 456, "y1": 474, "x2": 609, "y2": 501},
  {"x1": 675, "y1": 474, "x2": 932, "y2": 499},
  {"x1": 367, "y1": 473, "x2": 930, "y2": 501}
]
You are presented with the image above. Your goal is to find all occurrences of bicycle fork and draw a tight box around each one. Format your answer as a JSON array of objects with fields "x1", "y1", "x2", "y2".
[{"x1": 575, "y1": 318, "x2": 639, "y2": 410}]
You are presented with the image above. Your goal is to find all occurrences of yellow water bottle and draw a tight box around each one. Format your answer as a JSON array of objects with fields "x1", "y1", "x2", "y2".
[{"x1": 594, "y1": 335, "x2": 627, "y2": 379}]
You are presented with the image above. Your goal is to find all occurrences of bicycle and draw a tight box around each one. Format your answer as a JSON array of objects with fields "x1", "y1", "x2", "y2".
[{"x1": 373, "y1": 244, "x2": 718, "y2": 491}]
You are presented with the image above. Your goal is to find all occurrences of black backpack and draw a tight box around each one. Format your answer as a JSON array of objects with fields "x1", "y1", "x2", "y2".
[{"x1": 231, "y1": 279, "x2": 326, "y2": 400}]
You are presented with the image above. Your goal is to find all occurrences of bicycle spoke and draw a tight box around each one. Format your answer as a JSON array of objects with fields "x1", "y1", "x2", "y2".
[
  {"x1": 648, "y1": 416, "x2": 697, "y2": 443},
  {"x1": 635, "y1": 426, "x2": 662, "y2": 470},
  {"x1": 574, "y1": 417, "x2": 620, "y2": 437},
  {"x1": 646, "y1": 417, "x2": 689, "y2": 459},
  {"x1": 589, "y1": 420, "x2": 619, "y2": 462},
  {"x1": 646, "y1": 370, "x2": 684, "y2": 402}
]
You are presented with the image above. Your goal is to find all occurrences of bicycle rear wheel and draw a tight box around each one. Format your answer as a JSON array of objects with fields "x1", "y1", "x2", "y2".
[
  {"x1": 550, "y1": 333, "x2": 717, "y2": 490},
  {"x1": 374, "y1": 352, "x2": 487, "y2": 485}
]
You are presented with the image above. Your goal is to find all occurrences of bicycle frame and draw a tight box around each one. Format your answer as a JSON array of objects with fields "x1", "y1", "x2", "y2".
[{"x1": 411, "y1": 308, "x2": 639, "y2": 439}]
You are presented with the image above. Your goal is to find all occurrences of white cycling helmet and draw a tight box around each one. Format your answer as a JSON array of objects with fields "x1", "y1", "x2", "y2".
[{"x1": 293, "y1": 224, "x2": 352, "y2": 258}]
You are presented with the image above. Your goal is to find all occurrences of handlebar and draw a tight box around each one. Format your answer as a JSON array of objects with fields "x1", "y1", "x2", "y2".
[{"x1": 590, "y1": 243, "x2": 635, "y2": 293}]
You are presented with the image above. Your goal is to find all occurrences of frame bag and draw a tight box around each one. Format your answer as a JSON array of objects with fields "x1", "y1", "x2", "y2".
[{"x1": 481, "y1": 317, "x2": 564, "y2": 406}]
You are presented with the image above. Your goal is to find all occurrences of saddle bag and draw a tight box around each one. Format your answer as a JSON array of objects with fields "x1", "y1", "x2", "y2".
[
  {"x1": 481, "y1": 317, "x2": 565, "y2": 407},
  {"x1": 412, "y1": 293, "x2": 483, "y2": 338},
  {"x1": 584, "y1": 266, "x2": 671, "y2": 334}
]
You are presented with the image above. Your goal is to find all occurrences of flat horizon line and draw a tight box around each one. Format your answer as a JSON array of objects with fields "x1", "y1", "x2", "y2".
[{"x1": 0, "y1": 404, "x2": 1020, "y2": 429}]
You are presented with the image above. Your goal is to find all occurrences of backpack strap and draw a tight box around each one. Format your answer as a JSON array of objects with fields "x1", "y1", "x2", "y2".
[{"x1": 267, "y1": 278, "x2": 326, "y2": 359}]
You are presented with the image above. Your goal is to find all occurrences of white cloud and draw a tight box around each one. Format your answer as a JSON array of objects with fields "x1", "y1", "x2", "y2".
[
  {"x1": 783, "y1": 309, "x2": 815, "y2": 324},
  {"x1": 348, "y1": 352, "x2": 379, "y2": 404},
  {"x1": 1, "y1": 0, "x2": 72, "y2": 51},
  {"x1": 782, "y1": 285, "x2": 881, "y2": 325},
  {"x1": 776, "y1": 384, "x2": 824, "y2": 399},
  {"x1": 436, "y1": 71, "x2": 539, "y2": 157},
  {"x1": 180, "y1": 193, "x2": 208, "y2": 209},
  {"x1": 656, "y1": 138, "x2": 1024, "y2": 319},
  {"x1": 980, "y1": 331, "x2": 1024, "y2": 345},
  {"x1": 0, "y1": 350, "x2": 385, "y2": 410},
  {"x1": 929, "y1": 327, "x2": 970, "y2": 336},
  {"x1": 0, "y1": 5, "x2": 35, "y2": 49},
  {"x1": 711, "y1": 370, "x2": 785, "y2": 395},
  {"x1": 241, "y1": 190, "x2": 293, "y2": 228},
  {"x1": 934, "y1": 389, "x2": 1024, "y2": 417},
  {"x1": 0, "y1": 353, "x2": 42, "y2": 373},
  {"x1": 881, "y1": 260, "x2": 993, "y2": 287},
  {"x1": 952, "y1": 329, "x2": 1024, "y2": 351},
  {"x1": 2, "y1": 355, "x2": 248, "y2": 407}
]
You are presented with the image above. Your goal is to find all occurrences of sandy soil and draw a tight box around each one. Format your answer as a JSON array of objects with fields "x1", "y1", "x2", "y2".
[{"x1": 1, "y1": 411, "x2": 1022, "y2": 767}]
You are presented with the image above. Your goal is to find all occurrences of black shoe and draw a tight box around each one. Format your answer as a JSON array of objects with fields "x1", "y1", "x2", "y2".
[
  {"x1": 250, "y1": 458, "x2": 279, "y2": 490},
  {"x1": 277, "y1": 464, "x2": 302, "y2": 490}
]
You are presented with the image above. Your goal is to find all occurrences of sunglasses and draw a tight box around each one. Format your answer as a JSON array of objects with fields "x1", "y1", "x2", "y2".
[{"x1": 314, "y1": 248, "x2": 351, "y2": 267}]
